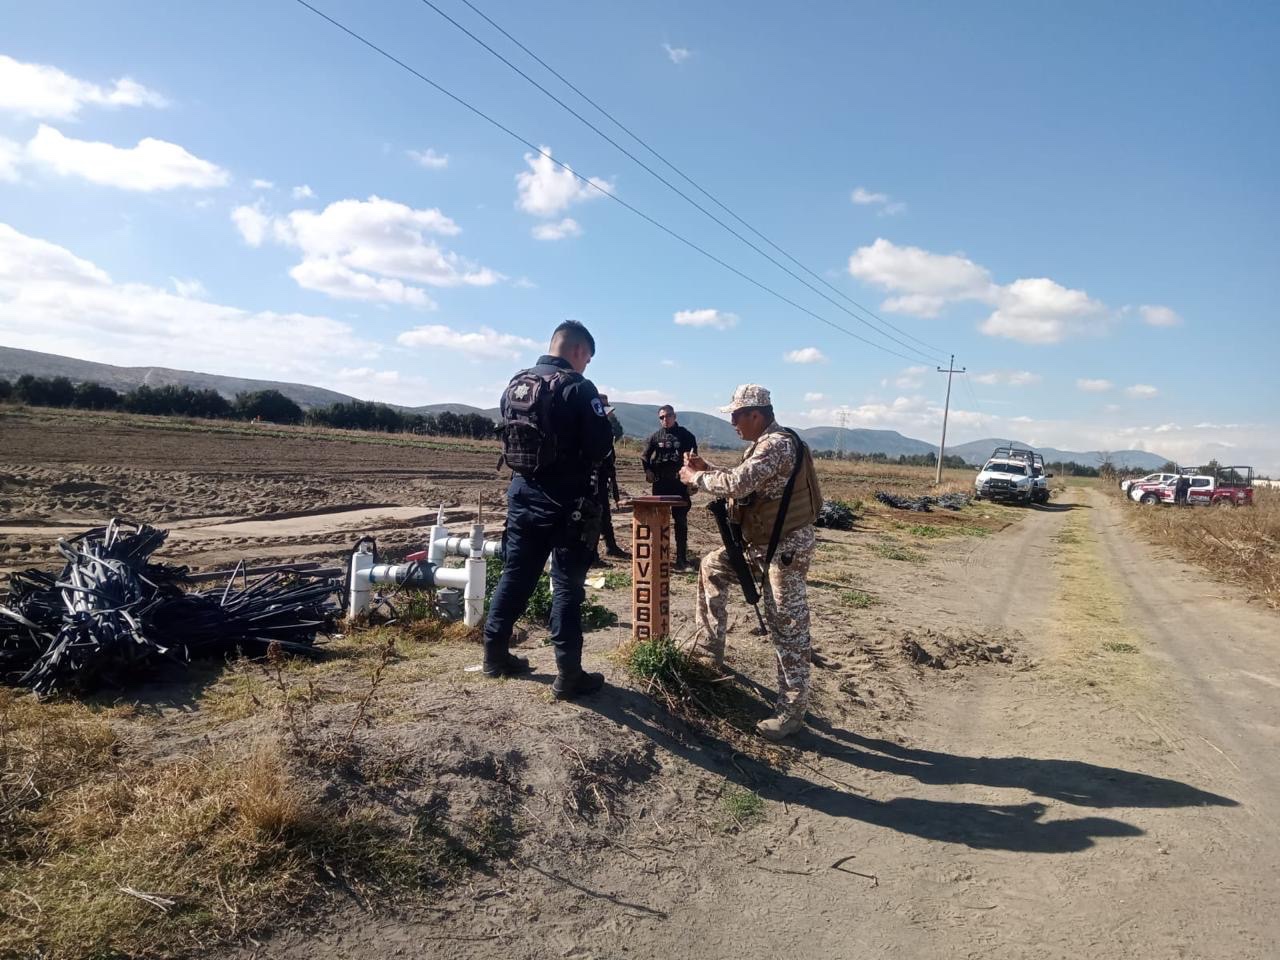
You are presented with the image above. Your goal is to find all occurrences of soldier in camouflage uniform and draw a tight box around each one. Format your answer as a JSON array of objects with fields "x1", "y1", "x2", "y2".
[{"x1": 679, "y1": 384, "x2": 821, "y2": 741}]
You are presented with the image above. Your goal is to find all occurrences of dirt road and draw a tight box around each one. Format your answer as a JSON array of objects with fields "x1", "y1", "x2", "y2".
[{"x1": 357, "y1": 485, "x2": 1275, "y2": 960}]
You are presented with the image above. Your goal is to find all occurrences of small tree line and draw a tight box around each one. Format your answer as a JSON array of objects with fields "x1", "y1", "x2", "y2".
[
  {"x1": 813, "y1": 449, "x2": 971, "y2": 469},
  {"x1": 0, "y1": 374, "x2": 497, "y2": 437}
]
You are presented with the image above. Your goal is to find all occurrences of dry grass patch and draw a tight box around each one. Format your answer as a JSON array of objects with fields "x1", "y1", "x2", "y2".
[
  {"x1": 1, "y1": 625, "x2": 511, "y2": 959},
  {"x1": 1044, "y1": 510, "x2": 1153, "y2": 695},
  {"x1": 1115, "y1": 485, "x2": 1280, "y2": 608},
  {"x1": 0, "y1": 736, "x2": 478, "y2": 959}
]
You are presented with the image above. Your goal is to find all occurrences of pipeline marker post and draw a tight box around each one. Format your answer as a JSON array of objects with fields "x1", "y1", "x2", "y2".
[{"x1": 628, "y1": 496, "x2": 685, "y2": 641}]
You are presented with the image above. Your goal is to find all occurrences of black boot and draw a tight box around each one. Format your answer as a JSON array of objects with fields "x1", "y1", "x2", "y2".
[
  {"x1": 482, "y1": 653, "x2": 532, "y2": 678},
  {"x1": 552, "y1": 669, "x2": 605, "y2": 700}
]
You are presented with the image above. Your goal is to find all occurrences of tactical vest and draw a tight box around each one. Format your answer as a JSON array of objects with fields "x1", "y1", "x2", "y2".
[
  {"x1": 651, "y1": 431, "x2": 683, "y2": 470},
  {"x1": 500, "y1": 368, "x2": 576, "y2": 475},
  {"x1": 735, "y1": 430, "x2": 823, "y2": 546}
]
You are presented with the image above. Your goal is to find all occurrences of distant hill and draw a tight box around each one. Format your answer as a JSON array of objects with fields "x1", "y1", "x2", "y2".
[
  {"x1": 0, "y1": 346, "x2": 357, "y2": 410},
  {"x1": 799, "y1": 426, "x2": 937, "y2": 458},
  {"x1": 0, "y1": 347, "x2": 1172, "y2": 466},
  {"x1": 947, "y1": 438, "x2": 1170, "y2": 471}
]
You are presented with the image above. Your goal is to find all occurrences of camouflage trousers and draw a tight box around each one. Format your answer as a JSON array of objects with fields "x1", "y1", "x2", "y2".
[{"x1": 695, "y1": 526, "x2": 815, "y2": 721}]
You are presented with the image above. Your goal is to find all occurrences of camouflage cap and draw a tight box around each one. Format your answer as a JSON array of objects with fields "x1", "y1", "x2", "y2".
[{"x1": 719, "y1": 383, "x2": 772, "y2": 413}]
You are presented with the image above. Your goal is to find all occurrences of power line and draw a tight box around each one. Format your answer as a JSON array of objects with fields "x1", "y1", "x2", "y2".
[
  {"x1": 960, "y1": 372, "x2": 996, "y2": 436},
  {"x1": 416, "y1": 0, "x2": 949, "y2": 366},
  {"x1": 455, "y1": 0, "x2": 948, "y2": 361},
  {"x1": 287, "y1": 0, "x2": 935, "y2": 366}
]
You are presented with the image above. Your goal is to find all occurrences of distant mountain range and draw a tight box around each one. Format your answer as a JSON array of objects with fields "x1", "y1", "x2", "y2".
[
  {"x1": 0, "y1": 346, "x2": 1171, "y2": 469},
  {"x1": 0, "y1": 345, "x2": 354, "y2": 409}
]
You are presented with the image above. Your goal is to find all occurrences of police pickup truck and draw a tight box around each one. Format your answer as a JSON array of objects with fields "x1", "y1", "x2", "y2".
[{"x1": 973, "y1": 446, "x2": 1044, "y2": 504}]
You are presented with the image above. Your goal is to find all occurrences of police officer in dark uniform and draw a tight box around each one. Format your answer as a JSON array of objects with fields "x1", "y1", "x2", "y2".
[
  {"x1": 594, "y1": 395, "x2": 628, "y2": 560},
  {"x1": 642, "y1": 404, "x2": 698, "y2": 569},
  {"x1": 484, "y1": 321, "x2": 615, "y2": 699}
]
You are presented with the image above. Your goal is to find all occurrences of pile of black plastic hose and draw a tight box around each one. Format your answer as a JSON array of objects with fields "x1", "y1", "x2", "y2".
[
  {"x1": 874, "y1": 491, "x2": 971, "y2": 513},
  {"x1": 814, "y1": 499, "x2": 857, "y2": 530},
  {"x1": 0, "y1": 520, "x2": 336, "y2": 695}
]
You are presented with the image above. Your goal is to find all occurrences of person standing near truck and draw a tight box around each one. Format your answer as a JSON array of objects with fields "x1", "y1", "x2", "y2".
[
  {"x1": 642, "y1": 404, "x2": 698, "y2": 570},
  {"x1": 1174, "y1": 473, "x2": 1191, "y2": 506}
]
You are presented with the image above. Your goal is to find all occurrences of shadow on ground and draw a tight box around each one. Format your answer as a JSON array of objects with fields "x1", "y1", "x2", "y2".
[{"x1": 579, "y1": 682, "x2": 1235, "y2": 855}]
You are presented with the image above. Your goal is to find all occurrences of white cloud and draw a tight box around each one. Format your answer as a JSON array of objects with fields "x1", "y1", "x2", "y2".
[
  {"x1": 0, "y1": 137, "x2": 21, "y2": 181},
  {"x1": 599, "y1": 385, "x2": 672, "y2": 404},
  {"x1": 289, "y1": 258, "x2": 436, "y2": 307},
  {"x1": 292, "y1": 184, "x2": 316, "y2": 200},
  {"x1": 792, "y1": 393, "x2": 984, "y2": 433},
  {"x1": 336, "y1": 366, "x2": 401, "y2": 384},
  {"x1": 661, "y1": 359, "x2": 677, "y2": 368},
  {"x1": 170, "y1": 277, "x2": 207, "y2": 299},
  {"x1": 25, "y1": 124, "x2": 228, "y2": 191},
  {"x1": 408, "y1": 147, "x2": 449, "y2": 170},
  {"x1": 785, "y1": 347, "x2": 826, "y2": 364},
  {"x1": 531, "y1": 217, "x2": 582, "y2": 241},
  {"x1": 0, "y1": 221, "x2": 367, "y2": 380},
  {"x1": 851, "y1": 187, "x2": 888, "y2": 206},
  {"x1": 980, "y1": 278, "x2": 1108, "y2": 344},
  {"x1": 892, "y1": 365, "x2": 928, "y2": 389},
  {"x1": 515, "y1": 146, "x2": 612, "y2": 217},
  {"x1": 673, "y1": 308, "x2": 739, "y2": 330},
  {"x1": 1125, "y1": 384, "x2": 1159, "y2": 398},
  {"x1": 973, "y1": 370, "x2": 1041, "y2": 387},
  {"x1": 1139, "y1": 304, "x2": 1182, "y2": 327},
  {"x1": 251, "y1": 178, "x2": 274, "y2": 190},
  {"x1": 1076, "y1": 378, "x2": 1113, "y2": 392},
  {"x1": 231, "y1": 203, "x2": 271, "y2": 247},
  {"x1": 848, "y1": 238, "x2": 1112, "y2": 344},
  {"x1": 396, "y1": 324, "x2": 537, "y2": 360},
  {"x1": 804, "y1": 392, "x2": 825, "y2": 403},
  {"x1": 234, "y1": 195, "x2": 501, "y2": 305},
  {"x1": 663, "y1": 43, "x2": 692, "y2": 64},
  {"x1": 850, "y1": 186, "x2": 905, "y2": 216},
  {"x1": 0, "y1": 54, "x2": 166, "y2": 120},
  {"x1": 848, "y1": 238, "x2": 995, "y2": 317}
]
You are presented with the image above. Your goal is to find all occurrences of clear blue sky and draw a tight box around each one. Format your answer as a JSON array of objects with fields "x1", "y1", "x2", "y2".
[{"x1": 1, "y1": 1, "x2": 1276, "y2": 470}]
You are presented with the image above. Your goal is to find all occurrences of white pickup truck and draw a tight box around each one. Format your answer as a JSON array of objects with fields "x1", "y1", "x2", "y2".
[{"x1": 974, "y1": 456, "x2": 1036, "y2": 504}]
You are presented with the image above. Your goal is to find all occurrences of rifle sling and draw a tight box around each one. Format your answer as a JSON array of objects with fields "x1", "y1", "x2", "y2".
[{"x1": 757, "y1": 428, "x2": 807, "y2": 590}]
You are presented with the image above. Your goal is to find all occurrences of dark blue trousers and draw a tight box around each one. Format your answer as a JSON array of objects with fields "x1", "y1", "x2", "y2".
[{"x1": 484, "y1": 475, "x2": 594, "y2": 676}]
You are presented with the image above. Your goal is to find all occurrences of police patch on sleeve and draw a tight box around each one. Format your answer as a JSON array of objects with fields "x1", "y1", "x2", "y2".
[{"x1": 591, "y1": 398, "x2": 606, "y2": 417}]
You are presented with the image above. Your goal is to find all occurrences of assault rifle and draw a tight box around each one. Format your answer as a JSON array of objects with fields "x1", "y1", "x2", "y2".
[{"x1": 706, "y1": 498, "x2": 768, "y2": 634}]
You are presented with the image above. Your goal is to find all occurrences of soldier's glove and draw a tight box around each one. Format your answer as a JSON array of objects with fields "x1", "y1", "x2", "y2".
[{"x1": 645, "y1": 470, "x2": 655, "y2": 483}]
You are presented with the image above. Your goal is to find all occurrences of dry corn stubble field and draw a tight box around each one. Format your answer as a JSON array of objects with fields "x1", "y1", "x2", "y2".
[
  {"x1": 2, "y1": 406, "x2": 1278, "y2": 960},
  {"x1": 1106, "y1": 479, "x2": 1280, "y2": 608}
]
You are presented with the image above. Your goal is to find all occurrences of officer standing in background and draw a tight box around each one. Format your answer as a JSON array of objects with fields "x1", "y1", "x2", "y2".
[
  {"x1": 642, "y1": 404, "x2": 698, "y2": 570},
  {"x1": 1174, "y1": 472, "x2": 1191, "y2": 506},
  {"x1": 594, "y1": 395, "x2": 628, "y2": 560},
  {"x1": 484, "y1": 321, "x2": 614, "y2": 700},
  {"x1": 679, "y1": 384, "x2": 822, "y2": 741}
]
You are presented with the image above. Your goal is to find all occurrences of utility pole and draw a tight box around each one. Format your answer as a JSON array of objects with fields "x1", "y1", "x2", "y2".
[
  {"x1": 835, "y1": 409, "x2": 848, "y2": 460},
  {"x1": 935, "y1": 355, "x2": 965, "y2": 485}
]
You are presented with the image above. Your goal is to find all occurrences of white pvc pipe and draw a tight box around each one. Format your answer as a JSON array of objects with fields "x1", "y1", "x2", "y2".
[
  {"x1": 439, "y1": 536, "x2": 501, "y2": 559},
  {"x1": 349, "y1": 548, "x2": 374, "y2": 615},
  {"x1": 347, "y1": 510, "x2": 497, "y2": 626}
]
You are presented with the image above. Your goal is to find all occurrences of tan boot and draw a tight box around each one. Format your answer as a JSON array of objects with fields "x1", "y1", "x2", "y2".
[{"x1": 756, "y1": 713, "x2": 804, "y2": 741}]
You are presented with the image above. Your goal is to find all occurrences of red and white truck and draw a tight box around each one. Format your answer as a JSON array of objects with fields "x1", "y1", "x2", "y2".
[{"x1": 1128, "y1": 466, "x2": 1255, "y2": 507}]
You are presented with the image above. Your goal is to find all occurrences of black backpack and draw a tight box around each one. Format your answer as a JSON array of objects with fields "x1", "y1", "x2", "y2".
[{"x1": 500, "y1": 369, "x2": 574, "y2": 474}]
